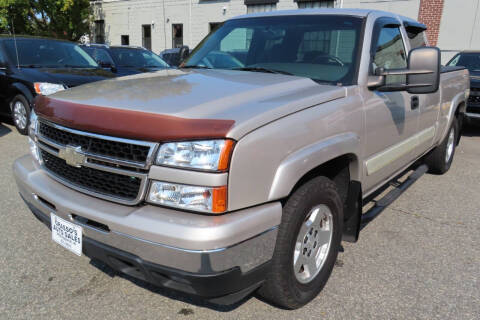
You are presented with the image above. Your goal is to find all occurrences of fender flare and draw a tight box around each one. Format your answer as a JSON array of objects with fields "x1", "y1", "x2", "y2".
[
  {"x1": 439, "y1": 91, "x2": 466, "y2": 142},
  {"x1": 267, "y1": 132, "x2": 362, "y2": 201}
]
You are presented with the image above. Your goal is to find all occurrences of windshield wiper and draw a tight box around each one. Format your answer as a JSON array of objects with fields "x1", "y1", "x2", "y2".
[
  {"x1": 143, "y1": 65, "x2": 166, "y2": 68},
  {"x1": 19, "y1": 64, "x2": 43, "y2": 68},
  {"x1": 182, "y1": 65, "x2": 212, "y2": 69},
  {"x1": 232, "y1": 67, "x2": 294, "y2": 76},
  {"x1": 62, "y1": 64, "x2": 94, "y2": 68}
]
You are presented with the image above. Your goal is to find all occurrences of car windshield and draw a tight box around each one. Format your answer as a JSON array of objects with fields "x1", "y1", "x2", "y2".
[
  {"x1": 448, "y1": 53, "x2": 480, "y2": 73},
  {"x1": 184, "y1": 15, "x2": 364, "y2": 85},
  {"x1": 109, "y1": 47, "x2": 169, "y2": 68},
  {"x1": 4, "y1": 39, "x2": 98, "y2": 68}
]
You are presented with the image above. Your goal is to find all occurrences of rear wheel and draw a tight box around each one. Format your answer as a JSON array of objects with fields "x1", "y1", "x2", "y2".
[
  {"x1": 10, "y1": 94, "x2": 30, "y2": 135},
  {"x1": 425, "y1": 118, "x2": 458, "y2": 174},
  {"x1": 258, "y1": 176, "x2": 343, "y2": 309}
]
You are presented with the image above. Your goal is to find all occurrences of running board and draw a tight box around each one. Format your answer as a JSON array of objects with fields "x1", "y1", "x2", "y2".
[{"x1": 360, "y1": 164, "x2": 428, "y2": 230}]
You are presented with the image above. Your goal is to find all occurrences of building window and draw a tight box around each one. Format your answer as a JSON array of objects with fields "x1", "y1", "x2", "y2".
[
  {"x1": 296, "y1": 0, "x2": 334, "y2": 9},
  {"x1": 94, "y1": 20, "x2": 105, "y2": 44},
  {"x1": 247, "y1": 3, "x2": 276, "y2": 13},
  {"x1": 245, "y1": 1, "x2": 278, "y2": 13},
  {"x1": 142, "y1": 25, "x2": 152, "y2": 51},
  {"x1": 172, "y1": 24, "x2": 183, "y2": 48},
  {"x1": 121, "y1": 35, "x2": 129, "y2": 46}
]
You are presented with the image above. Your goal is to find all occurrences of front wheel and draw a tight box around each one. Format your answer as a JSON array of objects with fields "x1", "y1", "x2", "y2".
[
  {"x1": 258, "y1": 176, "x2": 343, "y2": 309},
  {"x1": 10, "y1": 94, "x2": 30, "y2": 135},
  {"x1": 425, "y1": 119, "x2": 458, "y2": 174}
]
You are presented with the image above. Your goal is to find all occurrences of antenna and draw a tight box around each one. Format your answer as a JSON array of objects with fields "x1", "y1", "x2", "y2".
[{"x1": 11, "y1": 19, "x2": 20, "y2": 69}]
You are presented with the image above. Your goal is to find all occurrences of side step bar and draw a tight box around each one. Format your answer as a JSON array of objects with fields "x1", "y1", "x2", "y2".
[{"x1": 360, "y1": 164, "x2": 429, "y2": 230}]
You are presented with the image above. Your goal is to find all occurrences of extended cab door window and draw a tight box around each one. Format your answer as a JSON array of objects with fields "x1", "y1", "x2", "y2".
[{"x1": 372, "y1": 26, "x2": 407, "y2": 84}]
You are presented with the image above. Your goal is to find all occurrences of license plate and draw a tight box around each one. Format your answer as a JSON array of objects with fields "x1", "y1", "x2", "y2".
[{"x1": 51, "y1": 213, "x2": 82, "y2": 256}]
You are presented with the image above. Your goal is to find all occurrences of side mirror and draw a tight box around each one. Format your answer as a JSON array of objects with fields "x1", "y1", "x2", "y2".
[
  {"x1": 99, "y1": 61, "x2": 117, "y2": 73},
  {"x1": 407, "y1": 47, "x2": 440, "y2": 94},
  {"x1": 368, "y1": 47, "x2": 441, "y2": 94},
  {"x1": 178, "y1": 45, "x2": 190, "y2": 64}
]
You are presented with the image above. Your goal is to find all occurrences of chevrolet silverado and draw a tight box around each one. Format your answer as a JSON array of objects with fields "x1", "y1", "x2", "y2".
[{"x1": 14, "y1": 9, "x2": 469, "y2": 309}]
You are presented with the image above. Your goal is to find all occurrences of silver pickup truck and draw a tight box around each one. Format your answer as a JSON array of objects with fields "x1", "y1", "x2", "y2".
[{"x1": 14, "y1": 9, "x2": 469, "y2": 309}]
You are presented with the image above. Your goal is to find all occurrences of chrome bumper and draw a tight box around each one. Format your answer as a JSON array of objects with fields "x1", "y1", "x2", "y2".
[
  {"x1": 14, "y1": 155, "x2": 281, "y2": 273},
  {"x1": 465, "y1": 112, "x2": 480, "y2": 119}
]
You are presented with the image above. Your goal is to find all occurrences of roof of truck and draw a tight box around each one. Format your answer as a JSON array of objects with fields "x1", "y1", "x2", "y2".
[{"x1": 233, "y1": 8, "x2": 379, "y2": 20}]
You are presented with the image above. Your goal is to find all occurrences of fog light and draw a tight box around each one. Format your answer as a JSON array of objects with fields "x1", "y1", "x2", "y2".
[{"x1": 147, "y1": 181, "x2": 227, "y2": 214}]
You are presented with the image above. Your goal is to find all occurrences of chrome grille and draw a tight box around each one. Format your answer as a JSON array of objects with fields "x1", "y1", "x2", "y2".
[
  {"x1": 468, "y1": 88, "x2": 480, "y2": 108},
  {"x1": 39, "y1": 122, "x2": 151, "y2": 164},
  {"x1": 35, "y1": 120, "x2": 158, "y2": 205}
]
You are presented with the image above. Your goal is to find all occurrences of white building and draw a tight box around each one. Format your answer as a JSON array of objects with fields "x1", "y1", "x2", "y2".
[{"x1": 90, "y1": 0, "x2": 480, "y2": 62}]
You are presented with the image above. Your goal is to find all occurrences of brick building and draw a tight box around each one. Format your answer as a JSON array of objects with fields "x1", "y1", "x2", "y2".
[{"x1": 90, "y1": 0, "x2": 480, "y2": 62}]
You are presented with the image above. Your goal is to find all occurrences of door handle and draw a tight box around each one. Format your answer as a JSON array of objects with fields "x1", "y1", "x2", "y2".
[{"x1": 411, "y1": 96, "x2": 419, "y2": 110}]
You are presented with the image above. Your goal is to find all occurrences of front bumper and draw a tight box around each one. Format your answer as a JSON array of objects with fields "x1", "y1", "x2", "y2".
[{"x1": 14, "y1": 155, "x2": 281, "y2": 302}]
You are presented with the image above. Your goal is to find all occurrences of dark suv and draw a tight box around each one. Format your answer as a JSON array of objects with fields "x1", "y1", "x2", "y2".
[
  {"x1": 447, "y1": 51, "x2": 480, "y2": 124},
  {"x1": 80, "y1": 44, "x2": 169, "y2": 76},
  {"x1": 0, "y1": 36, "x2": 116, "y2": 134}
]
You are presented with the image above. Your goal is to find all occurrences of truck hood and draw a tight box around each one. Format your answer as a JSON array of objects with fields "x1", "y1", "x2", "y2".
[{"x1": 36, "y1": 69, "x2": 346, "y2": 141}]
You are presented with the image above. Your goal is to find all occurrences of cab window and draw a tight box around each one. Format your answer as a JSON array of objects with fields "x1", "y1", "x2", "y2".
[{"x1": 372, "y1": 26, "x2": 407, "y2": 84}]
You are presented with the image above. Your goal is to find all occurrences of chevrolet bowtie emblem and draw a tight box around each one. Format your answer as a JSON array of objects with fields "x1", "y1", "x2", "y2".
[{"x1": 58, "y1": 145, "x2": 85, "y2": 168}]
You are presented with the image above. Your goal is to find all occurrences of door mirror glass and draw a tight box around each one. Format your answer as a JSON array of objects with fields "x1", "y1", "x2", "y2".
[{"x1": 178, "y1": 45, "x2": 190, "y2": 63}]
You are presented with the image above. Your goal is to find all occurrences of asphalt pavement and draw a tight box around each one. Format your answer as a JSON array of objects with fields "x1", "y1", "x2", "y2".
[{"x1": 1, "y1": 120, "x2": 479, "y2": 320}]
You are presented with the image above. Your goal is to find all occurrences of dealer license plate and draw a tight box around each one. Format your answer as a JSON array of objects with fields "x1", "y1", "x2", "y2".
[{"x1": 51, "y1": 213, "x2": 83, "y2": 256}]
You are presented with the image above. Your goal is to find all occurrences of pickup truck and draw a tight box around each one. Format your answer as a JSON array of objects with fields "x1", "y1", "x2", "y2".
[{"x1": 14, "y1": 9, "x2": 469, "y2": 309}]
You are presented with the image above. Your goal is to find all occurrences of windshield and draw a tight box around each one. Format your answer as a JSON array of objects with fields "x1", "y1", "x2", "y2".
[
  {"x1": 4, "y1": 39, "x2": 98, "y2": 68},
  {"x1": 109, "y1": 48, "x2": 169, "y2": 68},
  {"x1": 448, "y1": 53, "x2": 480, "y2": 74},
  {"x1": 184, "y1": 15, "x2": 364, "y2": 85}
]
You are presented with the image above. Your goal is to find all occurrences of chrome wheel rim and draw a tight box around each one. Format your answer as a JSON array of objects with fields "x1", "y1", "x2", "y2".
[
  {"x1": 445, "y1": 128, "x2": 455, "y2": 164},
  {"x1": 293, "y1": 204, "x2": 333, "y2": 284},
  {"x1": 13, "y1": 101, "x2": 27, "y2": 130}
]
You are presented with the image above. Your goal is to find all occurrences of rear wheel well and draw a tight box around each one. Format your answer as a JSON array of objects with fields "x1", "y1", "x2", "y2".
[
  {"x1": 455, "y1": 102, "x2": 466, "y2": 117},
  {"x1": 455, "y1": 102, "x2": 466, "y2": 145}
]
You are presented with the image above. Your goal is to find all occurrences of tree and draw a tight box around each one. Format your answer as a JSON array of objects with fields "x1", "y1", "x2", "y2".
[{"x1": 0, "y1": 0, "x2": 91, "y2": 41}]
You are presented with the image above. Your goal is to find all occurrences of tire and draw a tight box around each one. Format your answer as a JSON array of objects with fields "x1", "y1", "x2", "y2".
[
  {"x1": 10, "y1": 94, "x2": 30, "y2": 135},
  {"x1": 425, "y1": 118, "x2": 458, "y2": 174},
  {"x1": 258, "y1": 176, "x2": 343, "y2": 309}
]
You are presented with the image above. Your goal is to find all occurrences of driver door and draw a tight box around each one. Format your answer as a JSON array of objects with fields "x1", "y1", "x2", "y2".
[{"x1": 362, "y1": 21, "x2": 420, "y2": 194}]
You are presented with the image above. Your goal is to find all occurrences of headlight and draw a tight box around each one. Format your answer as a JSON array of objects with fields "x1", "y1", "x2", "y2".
[
  {"x1": 148, "y1": 181, "x2": 227, "y2": 213},
  {"x1": 156, "y1": 140, "x2": 234, "y2": 171},
  {"x1": 34, "y1": 82, "x2": 66, "y2": 96}
]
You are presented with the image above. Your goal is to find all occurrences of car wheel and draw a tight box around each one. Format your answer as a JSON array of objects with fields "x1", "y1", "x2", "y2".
[
  {"x1": 425, "y1": 118, "x2": 458, "y2": 174},
  {"x1": 258, "y1": 176, "x2": 343, "y2": 309},
  {"x1": 11, "y1": 94, "x2": 30, "y2": 135}
]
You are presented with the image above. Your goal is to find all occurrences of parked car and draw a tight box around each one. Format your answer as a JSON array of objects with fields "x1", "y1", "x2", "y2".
[
  {"x1": 0, "y1": 36, "x2": 116, "y2": 134},
  {"x1": 159, "y1": 46, "x2": 190, "y2": 67},
  {"x1": 447, "y1": 51, "x2": 480, "y2": 124},
  {"x1": 81, "y1": 44, "x2": 169, "y2": 76},
  {"x1": 15, "y1": 9, "x2": 469, "y2": 309}
]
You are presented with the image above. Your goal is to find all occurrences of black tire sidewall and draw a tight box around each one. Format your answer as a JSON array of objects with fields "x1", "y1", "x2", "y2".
[
  {"x1": 288, "y1": 190, "x2": 342, "y2": 300},
  {"x1": 443, "y1": 119, "x2": 458, "y2": 172},
  {"x1": 10, "y1": 94, "x2": 30, "y2": 135},
  {"x1": 264, "y1": 177, "x2": 343, "y2": 308}
]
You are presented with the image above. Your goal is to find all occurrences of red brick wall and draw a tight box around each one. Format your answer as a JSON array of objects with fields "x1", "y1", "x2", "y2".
[{"x1": 417, "y1": 0, "x2": 445, "y2": 46}]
